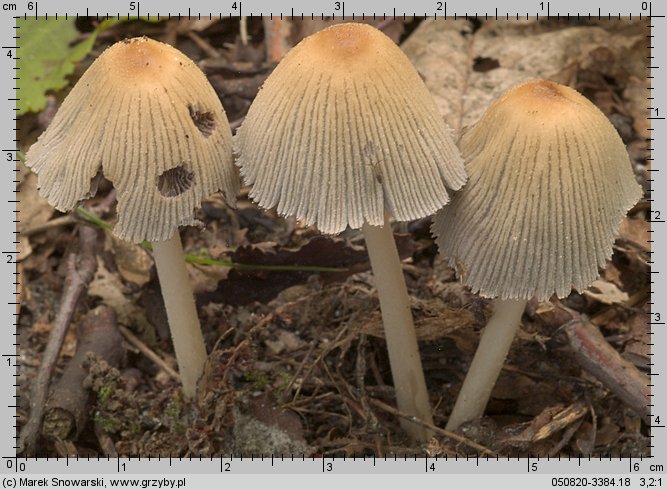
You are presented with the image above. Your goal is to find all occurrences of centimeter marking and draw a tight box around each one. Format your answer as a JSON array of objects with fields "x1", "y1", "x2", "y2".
[
  {"x1": 0, "y1": 453, "x2": 663, "y2": 474},
  {"x1": 7, "y1": 2, "x2": 667, "y2": 21},
  {"x1": 5, "y1": 2, "x2": 662, "y2": 471}
]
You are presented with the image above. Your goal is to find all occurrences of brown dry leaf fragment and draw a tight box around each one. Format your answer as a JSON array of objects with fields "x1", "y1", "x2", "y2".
[
  {"x1": 595, "y1": 418, "x2": 622, "y2": 448},
  {"x1": 583, "y1": 279, "x2": 630, "y2": 305},
  {"x1": 623, "y1": 311, "x2": 651, "y2": 370},
  {"x1": 402, "y1": 20, "x2": 644, "y2": 136},
  {"x1": 603, "y1": 262, "x2": 624, "y2": 288},
  {"x1": 17, "y1": 170, "x2": 54, "y2": 261},
  {"x1": 618, "y1": 215, "x2": 651, "y2": 251},
  {"x1": 400, "y1": 20, "x2": 472, "y2": 134},
  {"x1": 109, "y1": 235, "x2": 153, "y2": 287},
  {"x1": 18, "y1": 171, "x2": 55, "y2": 234},
  {"x1": 17, "y1": 234, "x2": 32, "y2": 262},
  {"x1": 574, "y1": 421, "x2": 596, "y2": 455},
  {"x1": 199, "y1": 235, "x2": 415, "y2": 306},
  {"x1": 624, "y1": 76, "x2": 651, "y2": 141},
  {"x1": 88, "y1": 258, "x2": 154, "y2": 340}
]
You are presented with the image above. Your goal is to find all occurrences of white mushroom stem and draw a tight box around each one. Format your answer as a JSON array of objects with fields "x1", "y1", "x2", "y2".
[
  {"x1": 362, "y1": 216, "x2": 434, "y2": 442},
  {"x1": 151, "y1": 231, "x2": 208, "y2": 399},
  {"x1": 445, "y1": 298, "x2": 528, "y2": 431}
]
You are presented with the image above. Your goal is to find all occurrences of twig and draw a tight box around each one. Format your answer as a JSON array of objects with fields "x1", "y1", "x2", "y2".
[
  {"x1": 187, "y1": 31, "x2": 221, "y2": 58},
  {"x1": 262, "y1": 17, "x2": 291, "y2": 63},
  {"x1": 75, "y1": 207, "x2": 346, "y2": 273},
  {"x1": 563, "y1": 317, "x2": 651, "y2": 424},
  {"x1": 239, "y1": 16, "x2": 249, "y2": 46},
  {"x1": 41, "y1": 306, "x2": 124, "y2": 441},
  {"x1": 94, "y1": 420, "x2": 118, "y2": 457},
  {"x1": 22, "y1": 215, "x2": 75, "y2": 237},
  {"x1": 19, "y1": 225, "x2": 100, "y2": 456},
  {"x1": 368, "y1": 397, "x2": 495, "y2": 456},
  {"x1": 118, "y1": 326, "x2": 179, "y2": 380},
  {"x1": 277, "y1": 341, "x2": 316, "y2": 405}
]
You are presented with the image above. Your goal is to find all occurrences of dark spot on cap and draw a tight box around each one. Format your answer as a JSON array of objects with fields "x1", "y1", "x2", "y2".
[
  {"x1": 157, "y1": 164, "x2": 194, "y2": 197},
  {"x1": 188, "y1": 104, "x2": 216, "y2": 138}
]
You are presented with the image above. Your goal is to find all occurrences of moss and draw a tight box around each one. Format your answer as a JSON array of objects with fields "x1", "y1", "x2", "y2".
[
  {"x1": 273, "y1": 370, "x2": 292, "y2": 395},
  {"x1": 97, "y1": 383, "x2": 114, "y2": 404},
  {"x1": 93, "y1": 412, "x2": 117, "y2": 433},
  {"x1": 164, "y1": 397, "x2": 186, "y2": 434},
  {"x1": 243, "y1": 369, "x2": 269, "y2": 390}
]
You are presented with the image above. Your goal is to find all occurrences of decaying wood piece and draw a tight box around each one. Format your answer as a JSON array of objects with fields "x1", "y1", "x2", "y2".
[
  {"x1": 42, "y1": 306, "x2": 124, "y2": 441},
  {"x1": 263, "y1": 18, "x2": 292, "y2": 63},
  {"x1": 563, "y1": 318, "x2": 651, "y2": 423},
  {"x1": 19, "y1": 225, "x2": 100, "y2": 456}
]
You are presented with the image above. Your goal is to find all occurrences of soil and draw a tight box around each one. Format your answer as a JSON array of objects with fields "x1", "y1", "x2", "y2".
[{"x1": 16, "y1": 16, "x2": 651, "y2": 457}]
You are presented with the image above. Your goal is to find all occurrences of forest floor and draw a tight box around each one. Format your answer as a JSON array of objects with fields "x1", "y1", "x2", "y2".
[{"x1": 16, "y1": 16, "x2": 651, "y2": 457}]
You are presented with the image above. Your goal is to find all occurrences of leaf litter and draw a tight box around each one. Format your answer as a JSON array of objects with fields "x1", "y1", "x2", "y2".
[{"x1": 17, "y1": 16, "x2": 650, "y2": 457}]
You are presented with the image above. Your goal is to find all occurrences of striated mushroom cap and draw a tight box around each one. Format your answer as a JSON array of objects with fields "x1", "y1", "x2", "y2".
[
  {"x1": 234, "y1": 22, "x2": 466, "y2": 234},
  {"x1": 432, "y1": 79, "x2": 643, "y2": 301},
  {"x1": 26, "y1": 37, "x2": 238, "y2": 243}
]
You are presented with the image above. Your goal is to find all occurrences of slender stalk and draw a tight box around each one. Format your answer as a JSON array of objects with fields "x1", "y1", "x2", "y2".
[
  {"x1": 362, "y1": 216, "x2": 434, "y2": 442},
  {"x1": 151, "y1": 232, "x2": 207, "y2": 399},
  {"x1": 445, "y1": 298, "x2": 527, "y2": 431}
]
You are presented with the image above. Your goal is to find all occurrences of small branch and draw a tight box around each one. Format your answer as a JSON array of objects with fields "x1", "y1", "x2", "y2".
[
  {"x1": 75, "y1": 207, "x2": 346, "y2": 273},
  {"x1": 118, "y1": 325, "x2": 179, "y2": 380},
  {"x1": 239, "y1": 16, "x2": 249, "y2": 46},
  {"x1": 262, "y1": 17, "x2": 291, "y2": 63},
  {"x1": 22, "y1": 215, "x2": 75, "y2": 237},
  {"x1": 563, "y1": 317, "x2": 651, "y2": 424},
  {"x1": 187, "y1": 31, "x2": 221, "y2": 58},
  {"x1": 19, "y1": 225, "x2": 100, "y2": 456},
  {"x1": 94, "y1": 420, "x2": 119, "y2": 458},
  {"x1": 42, "y1": 306, "x2": 123, "y2": 441},
  {"x1": 368, "y1": 397, "x2": 495, "y2": 456}
]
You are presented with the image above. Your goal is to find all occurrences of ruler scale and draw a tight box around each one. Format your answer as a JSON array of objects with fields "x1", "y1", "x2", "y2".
[{"x1": 2, "y1": 0, "x2": 663, "y2": 484}]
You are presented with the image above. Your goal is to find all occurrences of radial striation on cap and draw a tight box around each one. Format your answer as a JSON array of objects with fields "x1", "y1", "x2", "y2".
[
  {"x1": 433, "y1": 79, "x2": 643, "y2": 301},
  {"x1": 27, "y1": 37, "x2": 238, "y2": 243},
  {"x1": 234, "y1": 22, "x2": 466, "y2": 235}
]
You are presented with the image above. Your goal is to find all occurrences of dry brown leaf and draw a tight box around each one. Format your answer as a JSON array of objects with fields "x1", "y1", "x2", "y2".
[
  {"x1": 624, "y1": 76, "x2": 651, "y2": 141},
  {"x1": 402, "y1": 20, "x2": 644, "y2": 135},
  {"x1": 17, "y1": 171, "x2": 54, "y2": 233},
  {"x1": 583, "y1": 279, "x2": 630, "y2": 305},
  {"x1": 89, "y1": 257, "x2": 154, "y2": 341},
  {"x1": 110, "y1": 235, "x2": 153, "y2": 287},
  {"x1": 618, "y1": 215, "x2": 651, "y2": 251}
]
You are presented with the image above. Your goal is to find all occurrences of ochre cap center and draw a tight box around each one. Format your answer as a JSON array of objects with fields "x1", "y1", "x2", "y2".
[
  {"x1": 497, "y1": 79, "x2": 586, "y2": 121},
  {"x1": 307, "y1": 23, "x2": 374, "y2": 63},
  {"x1": 104, "y1": 37, "x2": 186, "y2": 83}
]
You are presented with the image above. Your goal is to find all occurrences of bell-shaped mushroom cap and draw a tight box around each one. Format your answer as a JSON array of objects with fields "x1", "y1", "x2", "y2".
[
  {"x1": 433, "y1": 79, "x2": 643, "y2": 301},
  {"x1": 26, "y1": 37, "x2": 238, "y2": 243},
  {"x1": 234, "y1": 22, "x2": 466, "y2": 234}
]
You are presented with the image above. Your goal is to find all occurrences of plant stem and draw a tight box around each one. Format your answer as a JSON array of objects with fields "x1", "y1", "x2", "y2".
[
  {"x1": 151, "y1": 232, "x2": 207, "y2": 399},
  {"x1": 445, "y1": 298, "x2": 527, "y2": 431},
  {"x1": 75, "y1": 207, "x2": 345, "y2": 273},
  {"x1": 362, "y1": 216, "x2": 434, "y2": 443}
]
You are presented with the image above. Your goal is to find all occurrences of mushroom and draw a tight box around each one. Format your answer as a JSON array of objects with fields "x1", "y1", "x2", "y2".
[
  {"x1": 432, "y1": 79, "x2": 643, "y2": 431},
  {"x1": 26, "y1": 37, "x2": 238, "y2": 398},
  {"x1": 234, "y1": 23, "x2": 466, "y2": 441}
]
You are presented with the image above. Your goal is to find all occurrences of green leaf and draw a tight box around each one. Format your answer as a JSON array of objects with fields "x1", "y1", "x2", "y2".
[{"x1": 17, "y1": 19, "x2": 99, "y2": 115}]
